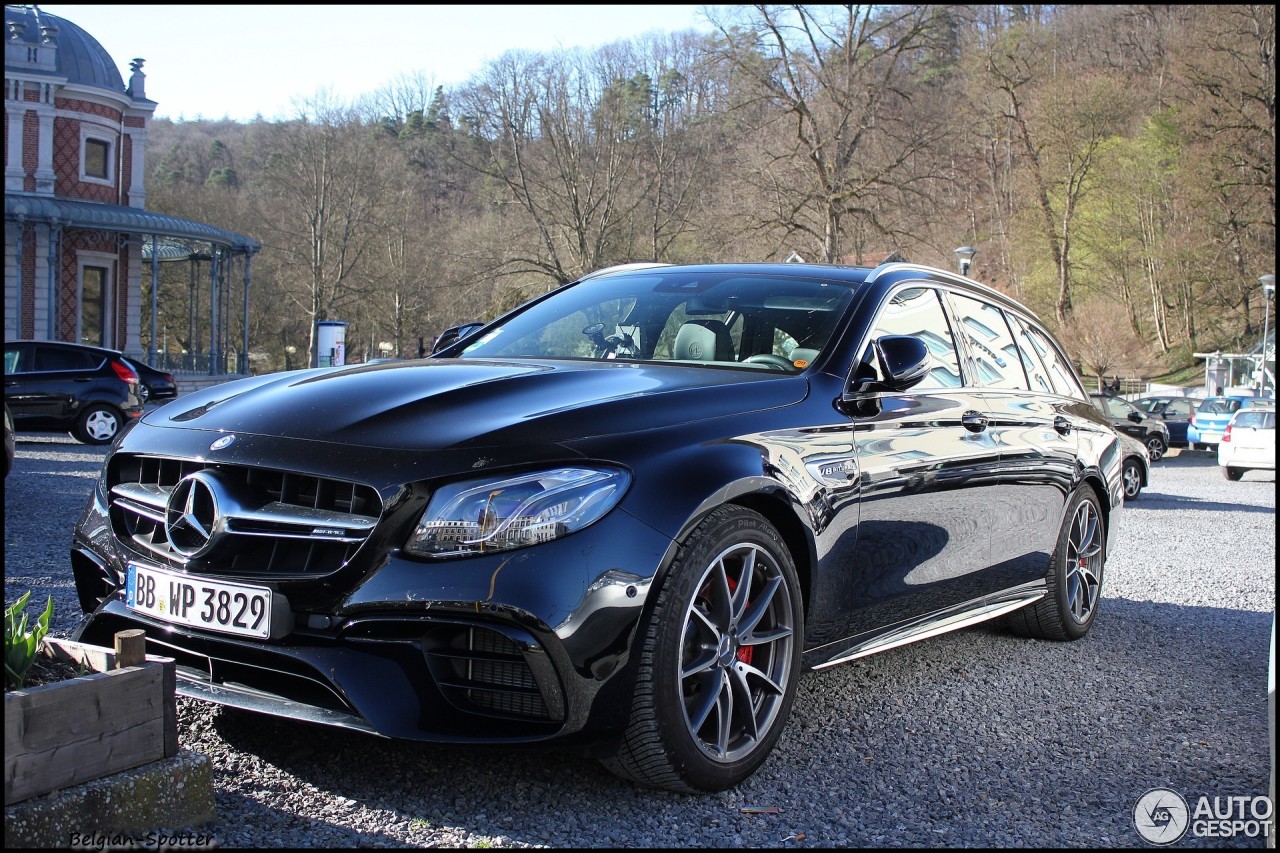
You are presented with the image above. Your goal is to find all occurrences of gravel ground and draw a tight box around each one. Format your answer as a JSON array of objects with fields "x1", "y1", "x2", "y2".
[{"x1": 5, "y1": 434, "x2": 1274, "y2": 848}]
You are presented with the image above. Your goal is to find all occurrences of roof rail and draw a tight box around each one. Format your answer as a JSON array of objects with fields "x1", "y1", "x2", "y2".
[
  {"x1": 866, "y1": 262, "x2": 1034, "y2": 314},
  {"x1": 578, "y1": 262, "x2": 671, "y2": 281}
]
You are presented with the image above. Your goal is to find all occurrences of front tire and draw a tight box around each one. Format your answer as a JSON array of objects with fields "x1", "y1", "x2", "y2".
[
  {"x1": 73, "y1": 404, "x2": 123, "y2": 445},
  {"x1": 1006, "y1": 486, "x2": 1105, "y2": 641},
  {"x1": 600, "y1": 506, "x2": 803, "y2": 792}
]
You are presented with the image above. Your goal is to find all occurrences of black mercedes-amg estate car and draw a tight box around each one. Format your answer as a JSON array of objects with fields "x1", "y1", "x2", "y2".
[{"x1": 71, "y1": 261, "x2": 1124, "y2": 792}]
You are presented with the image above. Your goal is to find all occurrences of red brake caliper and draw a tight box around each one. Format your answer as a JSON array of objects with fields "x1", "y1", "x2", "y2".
[{"x1": 726, "y1": 576, "x2": 753, "y2": 665}]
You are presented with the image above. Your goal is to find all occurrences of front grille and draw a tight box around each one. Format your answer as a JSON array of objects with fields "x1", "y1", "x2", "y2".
[
  {"x1": 426, "y1": 626, "x2": 551, "y2": 720},
  {"x1": 108, "y1": 454, "x2": 382, "y2": 578}
]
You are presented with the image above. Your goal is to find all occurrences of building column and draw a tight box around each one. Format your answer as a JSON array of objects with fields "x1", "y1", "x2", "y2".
[
  {"x1": 4, "y1": 103, "x2": 26, "y2": 193},
  {"x1": 4, "y1": 219, "x2": 22, "y2": 340},
  {"x1": 34, "y1": 100, "x2": 55, "y2": 195},
  {"x1": 125, "y1": 236, "x2": 143, "y2": 354},
  {"x1": 125, "y1": 127, "x2": 147, "y2": 208}
]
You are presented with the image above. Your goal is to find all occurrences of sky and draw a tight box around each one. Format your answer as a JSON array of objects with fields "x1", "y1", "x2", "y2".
[{"x1": 39, "y1": 4, "x2": 717, "y2": 123}]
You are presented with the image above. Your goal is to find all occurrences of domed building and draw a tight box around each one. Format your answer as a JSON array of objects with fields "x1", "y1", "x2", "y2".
[{"x1": 4, "y1": 4, "x2": 258, "y2": 375}]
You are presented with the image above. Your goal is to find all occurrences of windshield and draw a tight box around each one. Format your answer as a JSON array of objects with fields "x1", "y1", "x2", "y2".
[
  {"x1": 455, "y1": 271, "x2": 860, "y2": 373},
  {"x1": 1198, "y1": 398, "x2": 1244, "y2": 415}
]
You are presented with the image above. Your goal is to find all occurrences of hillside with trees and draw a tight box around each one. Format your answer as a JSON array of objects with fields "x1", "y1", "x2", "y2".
[{"x1": 137, "y1": 4, "x2": 1275, "y2": 377}]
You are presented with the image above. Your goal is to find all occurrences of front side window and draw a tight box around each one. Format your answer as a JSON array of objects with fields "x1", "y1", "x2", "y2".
[
  {"x1": 456, "y1": 271, "x2": 859, "y2": 374},
  {"x1": 1102, "y1": 397, "x2": 1139, "y2": 421},
  {"x1": 859, "y1": 287, "x2": 963, "y2": 390}
]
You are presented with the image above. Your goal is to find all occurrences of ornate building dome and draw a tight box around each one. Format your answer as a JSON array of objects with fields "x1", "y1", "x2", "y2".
[{"x1": 5, "y1": 4, "x2": 125, "y2": 92}]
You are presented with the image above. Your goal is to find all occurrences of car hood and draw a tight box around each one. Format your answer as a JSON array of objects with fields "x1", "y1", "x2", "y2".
[{"x1": 144, "y1": 358, "x2": 807, "y2": 451}]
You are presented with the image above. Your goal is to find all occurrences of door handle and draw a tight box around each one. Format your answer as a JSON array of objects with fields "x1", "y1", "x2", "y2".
[
  {"x1": 1053, "y1": 416, "x2": 1073, "y2": 435},
  {"x1": 961, "y1": 411, "x2": 989, "y2": 433}
]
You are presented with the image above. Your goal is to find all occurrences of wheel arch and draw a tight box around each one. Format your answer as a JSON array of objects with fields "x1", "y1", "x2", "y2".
[{"x1": 728, "y1": 491, "x2": 814, "y2": 621}]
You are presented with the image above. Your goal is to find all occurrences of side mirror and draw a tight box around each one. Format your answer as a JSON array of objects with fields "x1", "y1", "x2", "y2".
[
  {"x1": 431, "y1": 322, "x2": 486, "y2": 355},
  {"x1": 874, "y1": 335, "x2": 932, "y2": 391},
  {"x1": 848, "y1": 335, "x2": 932, "y2": 395},
  {"x1": 1127, "y1": 411, "x2": 1143, "y2": 423}
]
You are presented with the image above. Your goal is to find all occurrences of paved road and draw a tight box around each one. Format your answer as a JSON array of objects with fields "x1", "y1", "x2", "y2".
[{"x1": 4, "y1": 436, "x2": 1275, "y2": 847}]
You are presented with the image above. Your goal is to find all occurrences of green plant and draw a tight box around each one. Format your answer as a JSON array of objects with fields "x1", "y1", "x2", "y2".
[{"x1": 5, "y1": 591, "x2": 54, "y2": 690}]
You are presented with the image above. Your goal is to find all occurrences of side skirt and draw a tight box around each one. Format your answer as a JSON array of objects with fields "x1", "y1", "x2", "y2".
[{"x1": 804, "y1": 580, "x2": 1048, "y2": 671}]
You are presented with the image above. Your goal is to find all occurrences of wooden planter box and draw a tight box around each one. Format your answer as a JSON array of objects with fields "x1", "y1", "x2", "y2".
[{"x1": 4, "y1": 634, "x2": 177, "y2": 806}]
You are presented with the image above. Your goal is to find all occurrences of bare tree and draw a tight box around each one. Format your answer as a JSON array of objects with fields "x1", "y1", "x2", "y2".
[
  {"x1": 708, "y1": 4, "x2": 948, "y2": 263},
  {"x1": 252, "y1": 94, "x2": 392, "y2": 363},
  {"x1": 1060, "y1": 299, "x2": 1156, "y2": 390},
  {"x1": 451, "y1": 48, "x2": 652, "y2": 286}
]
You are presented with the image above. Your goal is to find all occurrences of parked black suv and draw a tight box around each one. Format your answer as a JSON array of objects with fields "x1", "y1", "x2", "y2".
[
  {"x1": 1090, "y1": 393, "x2": 1169, "y2": 461},
  {"x1": 71, "y1": 262, "x2": 1123, "y2": 792},
  {"x1": 3, "y1": 340, "x2": 144, "y2": 445}
]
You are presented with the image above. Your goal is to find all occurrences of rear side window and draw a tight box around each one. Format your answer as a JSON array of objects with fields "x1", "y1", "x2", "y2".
[
  {"x1": 34, "y1": 346, "x2": 101, "y2": 372},
  {"x1": 3, "y1": 347, "x2": 21, "y2": 374},
  {"x1": 1010, "y1": 317, "x2": 1084, "y2": 399},
  {"x1": 948, "y1": 292, "x2": 1029, "y2": 390},
  {"x1": 863, "y1": 287, "x2": 963, "y2": 389}
]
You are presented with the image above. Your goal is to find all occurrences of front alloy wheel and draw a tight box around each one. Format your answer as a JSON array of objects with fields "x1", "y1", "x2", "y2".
[{"x1": 601, "y1": 506, "x2": 802, "y2": 792}]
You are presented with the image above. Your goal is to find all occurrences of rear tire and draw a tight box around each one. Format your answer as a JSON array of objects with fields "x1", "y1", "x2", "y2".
[
  {"x1": 74, "y1": 404, "x2": 123, "y2": 445},
  {"x1": 1145, "y1": 435, "x2": 1166, "y2": 462},
  {"x1": 600, "y1": 506, "x2": 803, "y2": 792},
  {"x1": 1006, "y1": 486, "x2": 1105, "y2": 641},
  {"x1": 1223, "y1": 466, "x2": 1243, "y2": 481},
  {"x1": 1121, "y1": 458, "x2": 1143, "y2": 500}
]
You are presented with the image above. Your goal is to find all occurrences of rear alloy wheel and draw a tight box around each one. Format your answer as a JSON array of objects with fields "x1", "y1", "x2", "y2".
[
  {"x1": 137, "y1": 383, "x2": 151, "y2": 404},
  {"x1": 1223, "y1": 466, "x2": 1243, "y2": 481},
  {"x1": 601, "y1": 506, "x2": 803, "y2": 792},
  {"x1": 1145, "y1": 435, "x2": 1166, "y2": 462},
  {"x1": 74, "y1": 404, "x2": 123, "y2": 445},
  {"x1": 1006, "y1": 486, "x2": 1105, "y2": 641},
  {"x1": 1122, "y1": 459, "x2": 1143, "y2": 500}
]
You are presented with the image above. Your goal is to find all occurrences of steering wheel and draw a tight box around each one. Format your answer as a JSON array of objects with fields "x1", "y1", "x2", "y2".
[{"x1": 744, "y1": 353, "x2": 794, "y2": 371}]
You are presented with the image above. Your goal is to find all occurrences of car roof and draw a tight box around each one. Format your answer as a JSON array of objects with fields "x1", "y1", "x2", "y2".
[{"x1": 9, "y1": 339, "x2": 124, "y2": 357}]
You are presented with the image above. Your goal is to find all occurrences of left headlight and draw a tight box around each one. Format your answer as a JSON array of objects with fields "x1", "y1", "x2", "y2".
[{"x1": 405, "y1": 467, "x2": 631, "y2": 558}]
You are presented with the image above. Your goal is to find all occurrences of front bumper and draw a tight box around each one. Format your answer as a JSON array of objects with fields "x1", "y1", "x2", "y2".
[{"x1": 72, "y1": 484, "x2": 674, "y2": 744}]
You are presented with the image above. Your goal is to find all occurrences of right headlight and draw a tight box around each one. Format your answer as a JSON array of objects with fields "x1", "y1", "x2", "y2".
[{"x1": 404, "y1": 467, "x2": 631, "y2": 558}]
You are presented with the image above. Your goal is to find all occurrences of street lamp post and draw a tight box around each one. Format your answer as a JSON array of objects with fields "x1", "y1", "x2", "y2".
[
  {"x1": 285, "y1": 345, "x2": 297, "y2": 372},
  {"x1": 1261, "y1": 274, "x2": 1275, "y2": 397},
  {"x1": 954, "y1": 246, "x2": 977, "y2": 277}
]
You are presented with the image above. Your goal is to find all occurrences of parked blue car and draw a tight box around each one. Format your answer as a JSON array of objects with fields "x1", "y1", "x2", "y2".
[
  {"x1": 1134, "y1": 396, "x2": 1195, "y2": 446},
  {"x1": 1188, "y1": 396, "x2": 1259, "y2": 449}
]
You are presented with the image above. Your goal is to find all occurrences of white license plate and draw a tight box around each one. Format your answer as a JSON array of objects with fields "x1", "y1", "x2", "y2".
[{"x1": 126, "y1": 564, "x2": 271, "y2": 639}]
